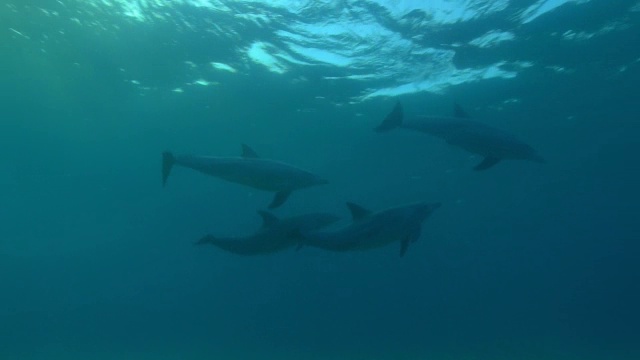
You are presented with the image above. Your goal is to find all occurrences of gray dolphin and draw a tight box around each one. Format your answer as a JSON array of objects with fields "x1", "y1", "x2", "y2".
[
  {"x1": 375, "y1": 101, "x2": 545, "y2": 170},
  {"x1": 162, "y1": 144, "x2": 328, "y2": 209},
  {"x1": 296, "y1": 201, "x2": 441, "y2": 257},
  {"x1": 195, "y1": 211, "x2": 340, "y2": 255}
]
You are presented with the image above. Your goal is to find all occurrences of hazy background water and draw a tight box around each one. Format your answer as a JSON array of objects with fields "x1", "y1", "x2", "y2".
[{"x1": 1, "y1": 0, "x2": 639, "y2": 359}]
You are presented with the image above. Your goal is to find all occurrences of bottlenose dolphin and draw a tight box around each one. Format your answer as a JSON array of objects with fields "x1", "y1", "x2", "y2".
[
  {"x1": 162, "y1": 145, "x2": 328, "y2": 209},
  {"x1": 375, "y1": 101, "x2": 545, "y2": 170},
  {"x1": 296, "y1": 201, "x2": 441, "y2": 257},
  {"x1": 195, "y1": 211, "x2": 340, "y2": 255}
]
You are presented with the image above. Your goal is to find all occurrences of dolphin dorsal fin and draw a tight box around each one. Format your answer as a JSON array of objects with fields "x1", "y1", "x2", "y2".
[
  {"x1": 374, "y1": 101, "x2": 403, "y2": 132},
  {"x1": 241, "y1": 144, "x2": 260, "y2": 158},
  {"x1": 346, "y1": 202, "x2": 371, "y2": 221},
  {"x1": 257, "y1": 210, "x2": 279, "y2": 228},
  {"x1": 453, "y1": 103, "x2": 471, "y2": 118}
]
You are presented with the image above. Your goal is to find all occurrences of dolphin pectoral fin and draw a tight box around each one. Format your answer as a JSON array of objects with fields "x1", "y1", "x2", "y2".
[
  {"x1": 400, "y1": 228, "x2": 421, "y2": 257},
  {"x1": 257, "y1": 210, "x2": 279, "y2": 228},
  {"x1": 269, "y1": 190, "x2": 292, "y2": 209},
  {"x1": 375, "y1": 101, "x2": 403, "y2": 132},
  {"x1": 409, "y1": 227, "x2": 422, "y2": 243},
  {"x1": 474, "y1": 156, "x2": 501, "y2": 171},
  {"x1": 241, "y1": 144, "x2": 260, "y2": 158},
  {"x1": 195, "y1": 235, "x2": 216, "y2": 246},
  {"x1": 288, "y1": 229, "x2": 306, "y2": 251},
  {"x1": 162, "y1": 151, "x2": 175, "y2": 187},
  {"x1": 400, "y1": 236, "x2": 410, "y2": 257},
  {"x1": 531, "y1": 153, "x2": 546, "y2": 164}
]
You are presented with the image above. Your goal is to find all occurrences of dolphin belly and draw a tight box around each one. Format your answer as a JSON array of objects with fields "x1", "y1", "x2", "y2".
[
  {"x1": 162, "y1": 145, "x2": 328, "y2": 209},
  {"x1": 376, "y1": 101, "x2": 545, "y2": 171},
  {"x1": 198, "y1": 234, "x2": 294, "y2": 255},
  {"x1": 175, "y1": 156, "x2": 293, "y2": 191},
  {"x1": 197, "y1": 211, "x2": 340, "y2": 256},
  {"x1": 299, "y1": 201, "x2": 440, "y2": 256},
  {"x1": 302, "y1": 220, "x2": 404, "y2": 252}
]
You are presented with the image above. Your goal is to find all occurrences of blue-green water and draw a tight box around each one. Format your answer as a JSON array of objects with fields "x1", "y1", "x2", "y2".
[{"x1": 1, "y1": 1, "x2": 639, "y2": 359}]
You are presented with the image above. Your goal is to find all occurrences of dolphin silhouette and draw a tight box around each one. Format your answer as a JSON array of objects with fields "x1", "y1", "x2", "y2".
[
  {"x1": 376, "y1": 101, "x2": 545, "y2": 170},
  {"x1": 296, "y1": 201, "x2": 441, "y2": 257},
  {"x1": 162, "y1": 144, "x2": 328, "y2": 209},
  {"x1": 195, "y1": 211, "x2": 340, "y2": 255}
]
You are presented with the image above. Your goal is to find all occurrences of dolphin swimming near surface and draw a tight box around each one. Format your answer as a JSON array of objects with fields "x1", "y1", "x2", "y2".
[
  {"x1": 296, "y1": 201, "x2": 441, "y2": 257},
  {"x1": 375, "y1": 101, "x2": 545, "y2": 170},
  {"x1": 162, "y1": 144, "x2": 328, "y2": 209},
  {"x1": 195, "y1": 210, "x2": 340, "y2": 255}
]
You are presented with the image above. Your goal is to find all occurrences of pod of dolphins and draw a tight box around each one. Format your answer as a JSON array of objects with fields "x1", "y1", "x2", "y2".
[{"x1": 163, "y1": 100, "x2": 545, "y2": 257}]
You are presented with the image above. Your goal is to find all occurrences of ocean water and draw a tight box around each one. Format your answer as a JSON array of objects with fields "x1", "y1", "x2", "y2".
[{"x1": 1, "y1": 0, "x2": 639, "y2": 359}]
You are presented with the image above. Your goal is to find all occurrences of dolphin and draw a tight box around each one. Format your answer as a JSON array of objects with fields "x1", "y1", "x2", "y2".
[
  {"x1": 162, "y1": 144, "x2": 328, "y2": 209},
  {"x1": 195, "y1": 210, "x2": 340, "y2": 255},
  {"x1": 296, "y1": 201, "x2": 441, "y2": 257},
  {"x1": 375, "y1": 101, "x2": 545, "y2": 170}
]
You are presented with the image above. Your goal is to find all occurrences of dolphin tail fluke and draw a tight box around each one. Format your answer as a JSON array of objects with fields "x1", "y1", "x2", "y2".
[
  {"x1": 269, "y1": 190, "x2": 292, "y2": 209},
  {"x1": 375, "y1": 101, "x2": 403, "y2": 132},
  {"x1": 474, "y1": 156, "x2": 501, "y2": 171},
  {"x1": 162, "y1": 151, "x2": 176, "y2": 187},
  {"x1": 194, "y1": 235, "x2": 216, "y2": 246}
]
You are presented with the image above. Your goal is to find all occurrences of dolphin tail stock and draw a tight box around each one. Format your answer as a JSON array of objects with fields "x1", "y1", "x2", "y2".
[
  {"x1": 268, "y1": 190, "x2": 292, "y2": 209},
  {"x1": 162, "y1": 151, "x2": 176, "y2": 187},
  {"x1": 374, "y1": 100, "x2": 403, "y2": 132}
]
